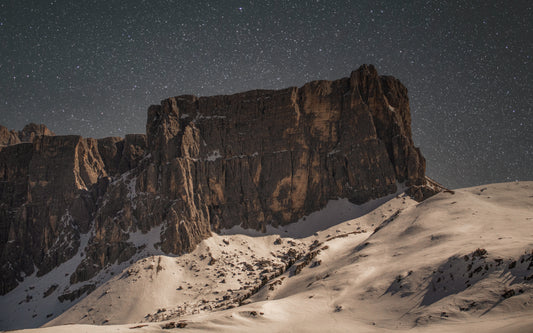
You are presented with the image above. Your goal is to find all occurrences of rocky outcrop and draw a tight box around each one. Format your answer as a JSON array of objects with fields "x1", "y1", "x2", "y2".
[
  {"x1": 0, "y1": 135, "x2": 147, "y2": 294},
  {"x1": 0, "y1": 65, "x2": 440, "y2": 295},
  {"x1": 97, "y1": 134, "x2": 148, "y2": 176},
  {"x1": 142, "y1": 64, "x2": 426, "y2": 231},
  {"x1": 0, "y1": 123, "x2": 55, "y2": 146},
  {"x1": 19, "y1": 123, "x2": 56, "y2": 143},
  {"x1": 0, "y1": 126, "x2": 20, "y2": 146}
]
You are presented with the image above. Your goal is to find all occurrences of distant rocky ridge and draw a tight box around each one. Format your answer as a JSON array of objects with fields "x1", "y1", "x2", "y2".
[
  {"x1": 0, "y1": 65, "x2": 441, "y2": 298},
  {"x1": 0, "y1": 123, "x2": 55, "y2": 145}
]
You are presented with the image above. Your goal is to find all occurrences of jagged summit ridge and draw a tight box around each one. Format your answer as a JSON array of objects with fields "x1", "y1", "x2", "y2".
[
  {"x1": 0, "y1": 123, "x2": 55, "y2": 146},
  {"x1": 0, "y1": 65, "x2": 438, "y2": 305}
]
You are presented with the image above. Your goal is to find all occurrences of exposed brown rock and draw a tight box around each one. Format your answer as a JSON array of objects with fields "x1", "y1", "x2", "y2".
[
  {"x1": 407, "y1": 176, "x2": 448, "y2": 201},
  {"x1": 0, "y1": 136, "x2": 104, "y2": 294},
  {"x1": 0, "y1": 125, "x2": 21, "y2": 146},
  {"x1": 97, "y1": 134, "x2": 148, "y2": 176},
  {"x1": 142, "y1": 64, "x2": 428, "y2": 232},
  {"x1": 0, "y1": 65, "x2": 440, "y2": 295},
  {"x1": 0, "y1": 134, "x2": 147, "y2": 293},
  {"x1": 0, "y1": 123, "x2": 55, "y2": 146},
  {"x1": 57, "y1": 284, "x2": 96, "y2": 303},
  {"x1": 19, "y1": 123, "x2": 55, "y2": 142}
]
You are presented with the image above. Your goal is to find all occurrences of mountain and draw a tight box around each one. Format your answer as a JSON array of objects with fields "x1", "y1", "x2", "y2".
[
  {"x1": 0, "y1": 65, "x2": 442, "y2": 330},
  {"x1": 9, "y1": 181, "x2": 533, "y2": 333},
  {"x1": 0, "y1": 123, "x2": 55, "y2": 146}
]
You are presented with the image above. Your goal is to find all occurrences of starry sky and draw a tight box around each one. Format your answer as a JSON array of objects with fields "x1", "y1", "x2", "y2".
[{"x1": 1, "y1": 0, "x2": 531, "y2": 189}]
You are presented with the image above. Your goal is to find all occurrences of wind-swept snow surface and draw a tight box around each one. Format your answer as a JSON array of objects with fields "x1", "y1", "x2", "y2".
[{"x1": 9, "y1": 182, "x2": 533, "y2": 332}]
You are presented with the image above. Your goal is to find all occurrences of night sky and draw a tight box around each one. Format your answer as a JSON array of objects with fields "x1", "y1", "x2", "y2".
[{"x1": 1, "y1": 0, "x2": 531, "y2": 189}]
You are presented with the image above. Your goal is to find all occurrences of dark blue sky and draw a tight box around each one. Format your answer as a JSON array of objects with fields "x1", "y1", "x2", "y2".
[{"x1": 1, "y1": 0, "x2": 531, "y2": 188}]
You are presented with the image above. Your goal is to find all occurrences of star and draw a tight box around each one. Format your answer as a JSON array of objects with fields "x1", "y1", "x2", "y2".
[{"x1": 0, "y1": 0, "x2": 530, "y2": 188}]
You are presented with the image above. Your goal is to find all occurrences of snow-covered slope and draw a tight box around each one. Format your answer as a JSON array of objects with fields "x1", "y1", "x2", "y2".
[
  {"x1": 43, "y1": 234, "x2": 308, "y2": 326},
  {"x1": 9, "y1": 181, "x2": 533, "y2": 332},
  {"x1": 0, "y1": 186, "x2": 404, "y2": 330},
  {"x1": 0, "y1": 221, "x2": 165, "y2": 330}
]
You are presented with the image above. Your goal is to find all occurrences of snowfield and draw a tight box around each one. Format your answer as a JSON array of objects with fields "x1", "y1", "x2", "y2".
[{"x1": 6, "y1": 181, "x2": 533, "y2": 332}]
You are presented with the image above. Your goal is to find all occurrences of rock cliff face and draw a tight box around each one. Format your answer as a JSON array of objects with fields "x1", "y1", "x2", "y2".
[
  {"x1": 0, "y1": 65, "x2": 439, "y2": 297},
  {"x1": 0, "y1": 134, "x2": 147, "y2": 294}
]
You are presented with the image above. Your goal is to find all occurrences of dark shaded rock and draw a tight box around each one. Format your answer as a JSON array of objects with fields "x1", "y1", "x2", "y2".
[
  {"x1": 43, "y1": 284, "x2": 58, "y2": 298},
  {"x1": 97, "y1": 134, "x2": 147, "y2": 176},
  {"x1": 0, "y1": 135, "x2": 106, "y2": 294},
  {"x1": 161, "y1": 322, "x2": 175, "y2": 329},
  {"x1": 502, "y1": 289, "x2": 515, "y2": 299},
  {"x1": 96, "y1": 136, "x2": 124, "y2": 176},
  {"x1": 57, "y1": 284, "x2": 95, "y2": 303},
  {"x1": 406, "y1": 176, "x2": 445, "y2": 201}
]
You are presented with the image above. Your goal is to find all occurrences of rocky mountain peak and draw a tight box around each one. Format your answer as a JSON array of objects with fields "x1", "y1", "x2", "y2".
[
  {"x1": 0, "y1": 123, "x2": 55, "y2": 146},
  {"x1": 0, "y1": 65, "x2": 441, "y2": 302}
]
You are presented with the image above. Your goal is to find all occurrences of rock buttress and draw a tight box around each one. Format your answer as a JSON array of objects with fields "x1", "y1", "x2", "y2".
[{"x1": 142, "y1": 64, "x2": 427, "y2": 234}]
